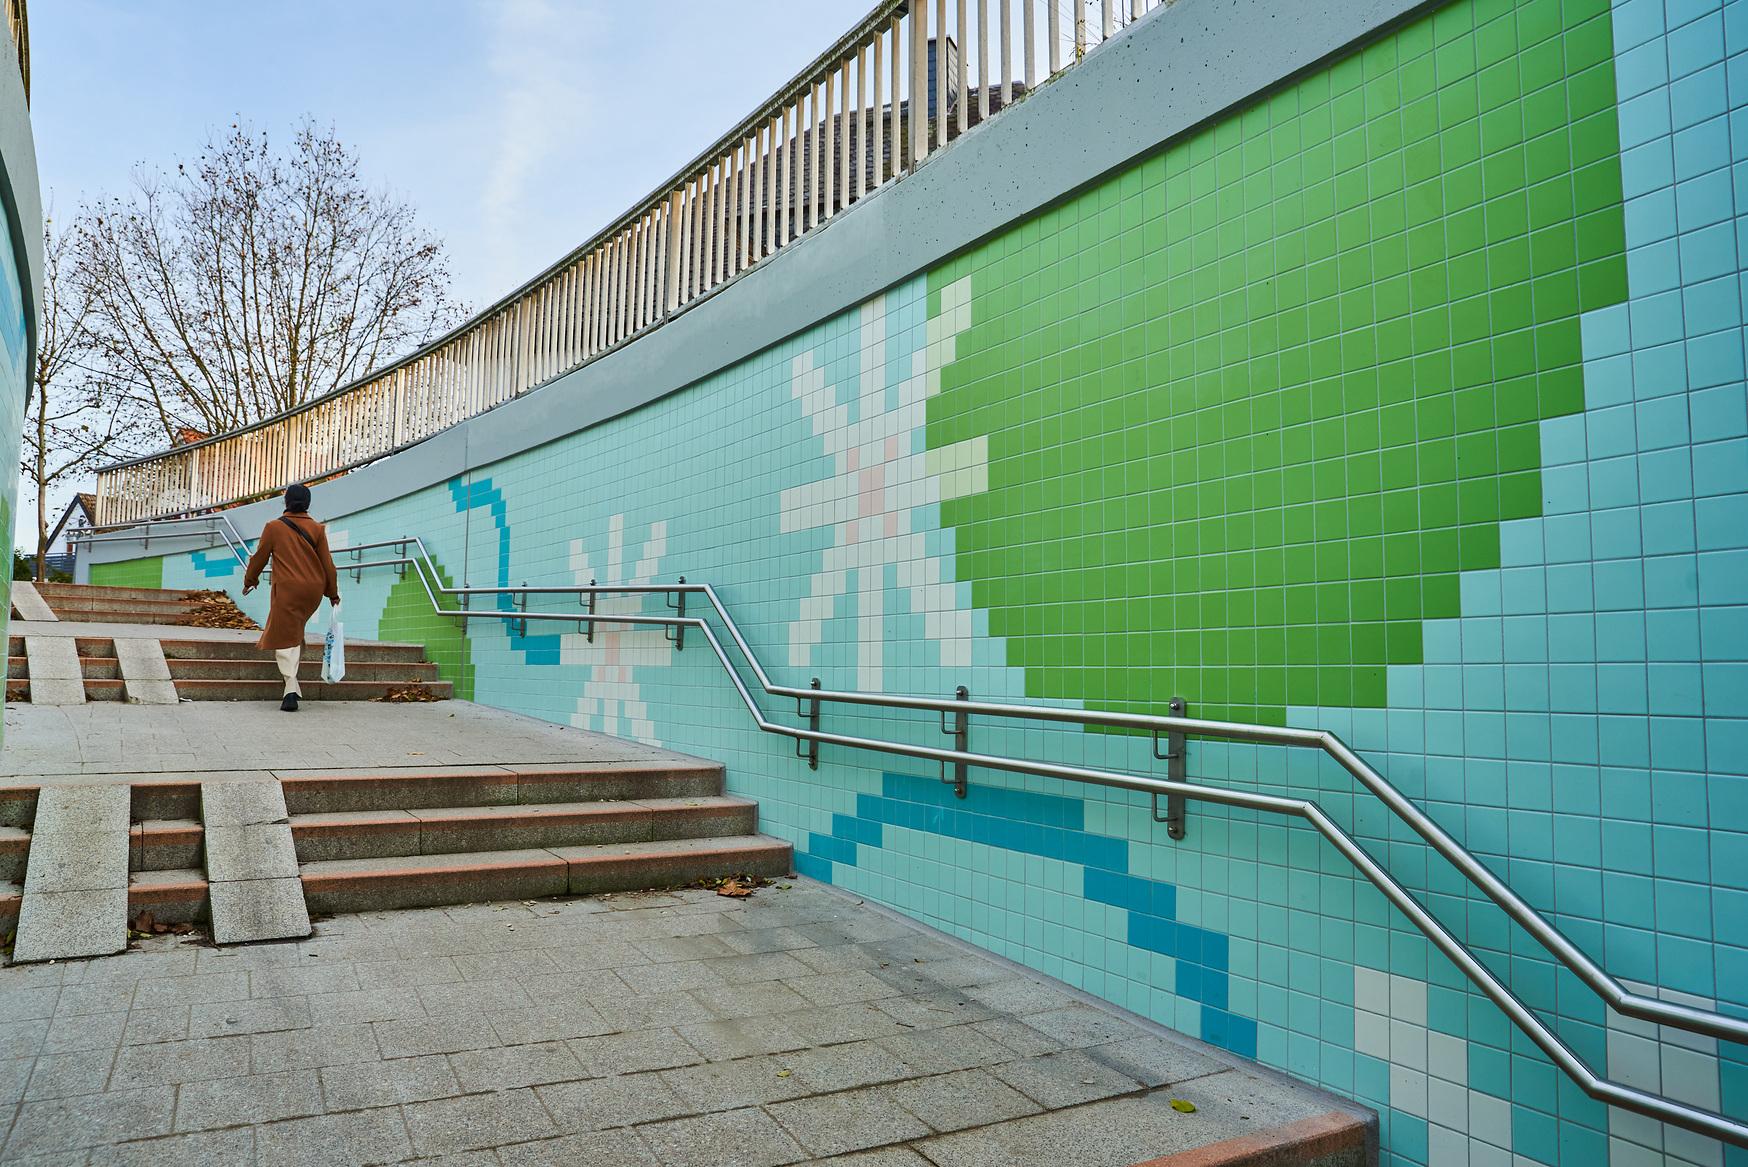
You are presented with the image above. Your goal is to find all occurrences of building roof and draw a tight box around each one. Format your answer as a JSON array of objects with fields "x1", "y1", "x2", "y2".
[{"x1": 46, "y1": 492, "x2": 97, "y2": 548}]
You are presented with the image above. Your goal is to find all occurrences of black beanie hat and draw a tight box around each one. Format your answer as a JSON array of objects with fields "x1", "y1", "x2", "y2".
[{"x1": 285, "y1": 483, "x2": 311, "y2": 513}]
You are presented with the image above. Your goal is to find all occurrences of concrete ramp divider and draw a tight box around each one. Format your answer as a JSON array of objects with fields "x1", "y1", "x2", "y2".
[
  {"x1": 9, "y1": 582, "x2": 56, "y2": 622},
  {"x1": 11, "y1": 785, "x2": 130, "y2": 962},
  {"x1": 113, "y1": 638, "x2": 178, "y2": 705},
  {"x1": 199, "y1": 781, "x2": 312, "y2": 943},
  {"x1": 22, "y1": 636, "x2": 85, "y2": 705}
]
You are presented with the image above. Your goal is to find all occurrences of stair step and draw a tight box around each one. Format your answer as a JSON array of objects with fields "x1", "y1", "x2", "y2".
[
  {"x1": 45, "y1": 595, "x2": 193, "y2": 611},
  {"x1": 0, "y1": 826, "x2": 27, "y2": 882},
  {"x1": 128, "y1": 868, "x2": 207, "y2": 925},
  {"x1": 166, "y1": 658, "x2": 440, "y2": 682},
  {"x1": 299, "y1": 834, "x2": 793, "y2": 913},
  {"x1": 157, "y1": 639, "x2": 427, "y2": 663},
  {"x1": 280, "y1": 762, "x2": 724, "y2": 813},
  {"x1": 42, "y1": 610, "x2": 195, "y2": 626},
  {"x1": 130, "y1": 819, "x2": 203, "y2": 872},
  {"x1": 171, "y1": 678, "x2": 452, "y2": 702},
  {"x1": 290, "y1": 795, "x2": 758, "y2": 861},
  {"x1": 0, "y1": 878, "x2": 18, "y2": 934},
  {"x1": 36, "y1": 583, "x2": 193, "y2": 602},
  {"x1": 83, "y1": 679, "x2": 127, "y2": 702}
]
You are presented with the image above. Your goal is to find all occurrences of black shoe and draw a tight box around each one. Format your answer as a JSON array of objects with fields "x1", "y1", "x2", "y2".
[{"x1": 281, "y1": 693, "x2": 299, "y2": 712}]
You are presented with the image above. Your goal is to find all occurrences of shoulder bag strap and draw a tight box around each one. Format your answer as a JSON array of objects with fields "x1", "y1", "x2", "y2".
[{"x1": 278, "y1": 515, "x2": 321, "y2": 555}]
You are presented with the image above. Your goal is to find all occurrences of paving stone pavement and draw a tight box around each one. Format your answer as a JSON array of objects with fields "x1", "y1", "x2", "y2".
[
  {"x1": 0, "y1": 690, "x2": 690, "y2": 784},
  {"x1": 0, "y1": 880, "x2": 1362, "y2": 1165}
]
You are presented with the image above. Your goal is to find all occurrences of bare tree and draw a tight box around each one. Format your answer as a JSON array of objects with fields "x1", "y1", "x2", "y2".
[
  {"x1": 21, "y1": 212, "x2": 149, "y2": 579},
  {"x1": 76, "y1": 120, "x2": 463, "y2": 446}
]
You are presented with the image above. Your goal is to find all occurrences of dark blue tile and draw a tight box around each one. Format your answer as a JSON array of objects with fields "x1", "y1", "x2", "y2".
[
  {"x1": 793, "y1": 852, "x2": 835, "y2": 882},
  {"x1": 831, "y1": 814, "x2": 883, "y2": 846},
  {"x1": 808, "y1": 832, "x2": 859, "y2": 866}
]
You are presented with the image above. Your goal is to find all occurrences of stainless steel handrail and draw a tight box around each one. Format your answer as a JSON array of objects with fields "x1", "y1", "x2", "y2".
[
  {"x1": 69, "y1": 514, "x2": 256, "y2": 568},
  {"x1": 77, "y1": 528, "x2": 1748, "y2": 1145}
]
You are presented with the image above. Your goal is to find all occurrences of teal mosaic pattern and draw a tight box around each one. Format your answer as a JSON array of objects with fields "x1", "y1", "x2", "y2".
[
  {"x1": 107, "y1": 2, "x2": 1748, "y2": 1165},
  {"x1": 0, "y1": 206, "x2": 29, "y2": 739}
]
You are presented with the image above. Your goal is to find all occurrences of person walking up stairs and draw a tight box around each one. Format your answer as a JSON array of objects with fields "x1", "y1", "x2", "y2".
[{"x1": 242, "y1": 483, "x2": 341, "y2": 712}]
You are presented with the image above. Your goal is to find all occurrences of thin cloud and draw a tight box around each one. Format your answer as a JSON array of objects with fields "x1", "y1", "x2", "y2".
[{"x1": 478, "y1": 0, "x2": 594, "y2": 296}]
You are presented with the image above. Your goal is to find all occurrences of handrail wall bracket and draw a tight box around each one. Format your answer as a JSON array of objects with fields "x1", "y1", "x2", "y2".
[{"x1": 1152, "y1": 695, "x2": 1189, "y2": 839}]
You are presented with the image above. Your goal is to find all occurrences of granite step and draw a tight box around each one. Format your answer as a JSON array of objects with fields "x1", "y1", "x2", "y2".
[
  {"x1": 126, "y1": 868, "x2": 207, "y2": 926},
  {"x1": 157, "y1": 639, "x2": 428, "y2": 664},
  {"x1": 129, "y1": 819, "x2": 203, "y2": 872},
  {"x1": 299, "y1": 834, "x2": 794, "y2": 913},
  {"x1": 279, "y1": 762, "x2": 725, "y2": 813},
  {"x1": 35, "y1": 582, "x2": 195, "y2": 603},
  {"x1": 165, "y1": 657, "x2": 441, "y2": 683},
  {"x1": 170, "y1": 678, "x2": 453, "y2": 702},
  {"x1": 290, "y1": 795, "x2": 758, "y2": 862},
  {"x1": 0, "y1": 826, "x2": 27, "y2": 883},
  {"x1": 0, "y1": 879, "x2": 18, "y2": 936}
]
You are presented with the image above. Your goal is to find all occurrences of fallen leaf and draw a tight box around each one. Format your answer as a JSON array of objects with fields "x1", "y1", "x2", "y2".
[
  {"x1": 775, "y1": 1069, "x2": 792, "y2": 1078},
  {"x1": 1169, "y1": 1099, "x2": 1198, "y2": 1114},
  {"x1": 716, "y1": 880, "x2": 754, "y2": 899}
]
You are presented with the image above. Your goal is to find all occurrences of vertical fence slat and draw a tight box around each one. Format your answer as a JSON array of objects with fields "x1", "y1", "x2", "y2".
[
  {"x1": 934, "y1": 0, "x2": 947, "y2": 148},
  {"x1": 1048, "y1": 0, "x2": 1060, "y2": 73},
  {"x1": 910, "y1": 0, "x2": 927, "y2": 165},
  {"x1": 1000, "y1": 0, "x2": 1012, "y2": 106},
  {"x1": 852, "y1": 46, "x2": 865, "y2": 200},
  {"x1": 956, "y1": 0, "x2": 968, "y2": 135},
  {"x1": 887, "y1": 15, "x2": 901, "y2": 175},
  {"x1": 783, "y1": 109, "x2": 797, "y2": 246},
  {"x1": 872, "y1": 32, "x2": 885, "y2": 186},
  {"x1": 1023, "y1": 0, "x2": 1035, "y2": 90}
]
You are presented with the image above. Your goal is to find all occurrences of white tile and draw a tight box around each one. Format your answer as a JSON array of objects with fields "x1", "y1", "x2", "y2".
[
  {"x1": 1428, "y1": 1076, "x2": 1469, "y2": 1129},
  {"x1": 1608, "y1": 1027, "x2": 1664, "y2": 1091},
  {"x1": 1391, "y1": 1017, "x2": 1429, "y2": 1071},
  {"x1": 1429, "y1": 1032, "x2": 1469, "y2": 1085},
  {"x1": 1355, "y1": 966, "x2": 1390, "y2": 1012},
  {"x1": 1468, "y1": 1090, "x2": 1512, "y2": 1148},
  {"x1": 1390, "y1": 973, "x2": 1428, "y2": 1025},
  {"x1": 1354, "y1": 1008, "x2": 1390, "y2": 1060},
  {"x1": 1607, "y1": 1134, "x2": 1668, "y2": 1167},
  {"x1": 1660, "y1": 1043, "x2": 1720, "y2": 1109},
  {"x1": 1390, "y1": 1065, "x2": 1429, "y2": 1118},
  {"x1": 1427, "y1": 1123, "x2": 1470, "y2": 1167}
]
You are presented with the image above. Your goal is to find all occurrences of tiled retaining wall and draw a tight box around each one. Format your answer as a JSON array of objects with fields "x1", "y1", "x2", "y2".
[{"x1": 97, "y1": 2, "x2": 1748, "y2": 1163}]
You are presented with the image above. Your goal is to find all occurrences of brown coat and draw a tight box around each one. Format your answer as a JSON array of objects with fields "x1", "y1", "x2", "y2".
[{"x1": 244, "y1": 513, "x2": 341, "y2": 650}]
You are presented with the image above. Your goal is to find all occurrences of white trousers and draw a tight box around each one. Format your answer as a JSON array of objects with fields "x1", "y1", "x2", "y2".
[{"x1": 275, "y1": 646, "x2": 302, "y2": 696}]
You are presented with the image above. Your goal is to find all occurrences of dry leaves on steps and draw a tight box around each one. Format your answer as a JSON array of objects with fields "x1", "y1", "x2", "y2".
[
  {"x1": 372, "y1": 685, "x2": 443, "y2": 703},
  {"x1": 128, "y1": 910, "x2": 193, "y2": 937},
  {"x1": 177, "y1": 590, "x2": 259, "y2": 630}
]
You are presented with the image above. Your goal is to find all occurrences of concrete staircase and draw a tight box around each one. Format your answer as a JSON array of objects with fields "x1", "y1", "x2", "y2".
[
  {"x1": 286, "y1": 762, "x2": 789, "y2": 913},
  {"x1": 160, "y1": 638, "x2": 451, "y2": 702},
  {"x1": 2, "y1": 763, "x2": 792, "y2": 954},
  {"x1": 31, "y1": 581, "x2": 202, "y2": 625},
  {"x1": 8, "y1": 577, "x2": 452, "y2": 703}
]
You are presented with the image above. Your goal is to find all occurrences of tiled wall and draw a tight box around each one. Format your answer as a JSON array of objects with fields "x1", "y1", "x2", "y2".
[
  {"x1": 113, "y1": 1, "x2": 1748, "y2": 1163},
  {"x1": 0, "y1": 200, "x2": 28, "y2": 739}
]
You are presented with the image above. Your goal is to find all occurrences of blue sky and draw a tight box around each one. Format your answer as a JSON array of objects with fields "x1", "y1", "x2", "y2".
[
  {"x1": 33, "y1": 0, "x2": 872, "y2": 310},
  {"x1": 20, "y1": 0, "x2": 872, "y2": 547}
]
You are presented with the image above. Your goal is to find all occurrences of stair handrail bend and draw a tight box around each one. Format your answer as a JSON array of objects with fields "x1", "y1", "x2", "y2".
[{"x1": 74, "y1": 527, "x2": 1748, "y2": 1146}]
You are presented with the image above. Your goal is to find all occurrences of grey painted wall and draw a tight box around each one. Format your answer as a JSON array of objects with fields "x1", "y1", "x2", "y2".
[{"x1": 86, "y1": 0, "x2": 1425, "y2": 571}]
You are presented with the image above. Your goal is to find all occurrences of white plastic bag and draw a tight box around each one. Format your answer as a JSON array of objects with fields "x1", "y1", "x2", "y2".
[{"x1": 322, "y1": 604, "x2": 346, "y2": 683}]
